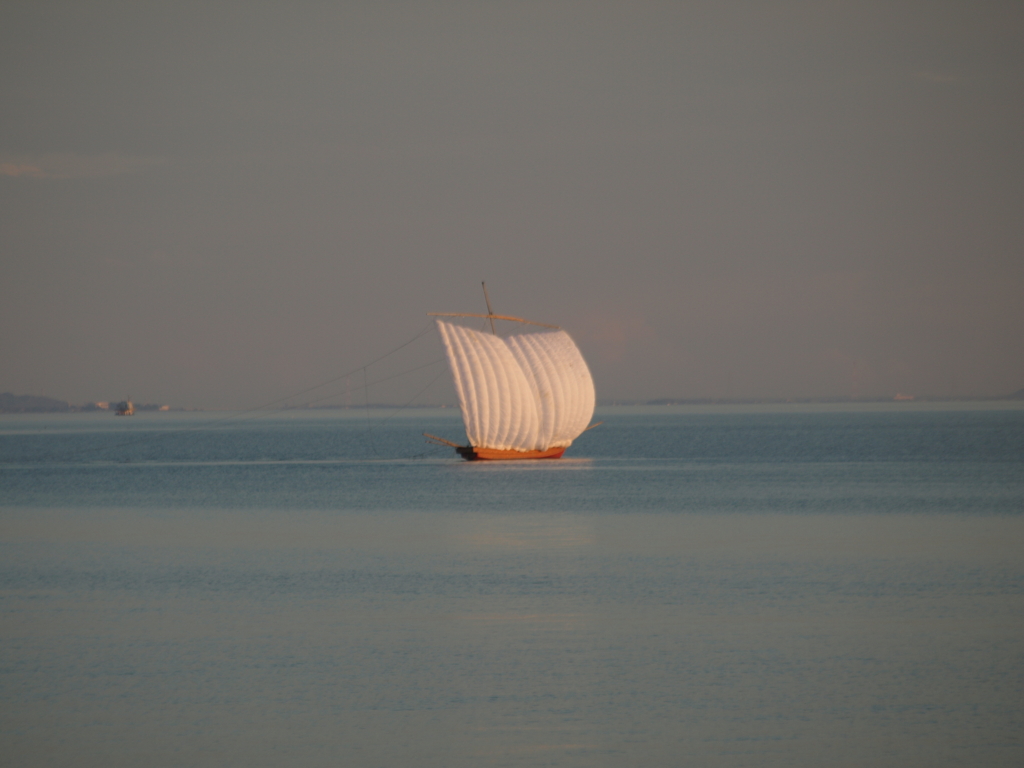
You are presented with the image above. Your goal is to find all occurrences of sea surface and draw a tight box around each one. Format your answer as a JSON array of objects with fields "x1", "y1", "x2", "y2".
[{"x1": 2, "y1": 403, "x2": 1023, "y2": 767}]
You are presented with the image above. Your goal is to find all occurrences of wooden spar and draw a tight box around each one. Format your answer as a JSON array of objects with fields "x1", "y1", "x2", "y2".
[
  {"x1": 481, "y1": 281, "x2": 497, "y2": 336},
  {"x1": 427, "y1": 312, "x2": 560, "y2": 329},
  {"x1": 582, "y1": 421, "x2": 604, "y2": 432},
  {"x1": 423, "y1": 432, "x2": 463, "y2": 448}
]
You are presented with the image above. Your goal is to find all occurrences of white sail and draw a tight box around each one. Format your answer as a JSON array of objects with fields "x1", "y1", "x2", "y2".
[
  {"x1": 436, "y1": 320, "x2": 595, "y2": 451},
  {"x1": 506, "y1": 329, "x2": 595, "y2": 448}
]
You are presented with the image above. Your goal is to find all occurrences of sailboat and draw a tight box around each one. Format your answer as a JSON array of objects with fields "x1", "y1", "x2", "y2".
[{"x1": 425, "y1": 286, "x2": 598, "y2": 460}]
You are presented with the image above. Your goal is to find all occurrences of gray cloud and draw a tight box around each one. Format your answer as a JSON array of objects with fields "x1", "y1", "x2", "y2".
[{"x1": 0, "y1": 153, "x2": 165, "y2": 179}]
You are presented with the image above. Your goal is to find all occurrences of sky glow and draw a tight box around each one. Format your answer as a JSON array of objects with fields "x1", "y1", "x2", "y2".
[{"x1": 2, "y1": 2, "x2": 1022, "y2": 408}]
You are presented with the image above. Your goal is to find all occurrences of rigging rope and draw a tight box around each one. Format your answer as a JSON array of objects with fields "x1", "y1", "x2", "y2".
[{"x1": 33, "y1": 321, "x2": 448, "y2": 463}]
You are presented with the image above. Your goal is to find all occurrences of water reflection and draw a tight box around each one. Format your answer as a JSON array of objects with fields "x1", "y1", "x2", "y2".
[{"x1": 455, "y1": 514, "x2": 596, "y2": 551}]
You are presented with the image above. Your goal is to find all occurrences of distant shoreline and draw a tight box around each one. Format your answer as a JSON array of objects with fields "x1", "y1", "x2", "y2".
[
  {"x1": 0, "y1": 393, "x2": 187, "y2": 414},
  {"x1": 3, "y1": 390, "x2": 1022, "y2": 414}
]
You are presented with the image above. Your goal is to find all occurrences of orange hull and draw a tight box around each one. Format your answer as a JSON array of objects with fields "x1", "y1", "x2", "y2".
[{"x1": 457, "y1": 445, "x2": 566, "y2": 461}]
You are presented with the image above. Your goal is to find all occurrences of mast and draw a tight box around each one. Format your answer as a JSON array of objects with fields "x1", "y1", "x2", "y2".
[{"x1": 482, "y1": 281, "x2": 496, "y2": 335}]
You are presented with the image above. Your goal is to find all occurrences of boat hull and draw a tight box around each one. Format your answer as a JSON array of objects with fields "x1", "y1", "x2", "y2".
[{"x1": 456, "y1": 445, "x2": 566, "y2": 461}]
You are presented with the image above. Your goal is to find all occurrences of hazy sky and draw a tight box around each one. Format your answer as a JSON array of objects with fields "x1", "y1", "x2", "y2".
[{"x1": 3, "y1": 1, "x2": 1022, "y2": 408}]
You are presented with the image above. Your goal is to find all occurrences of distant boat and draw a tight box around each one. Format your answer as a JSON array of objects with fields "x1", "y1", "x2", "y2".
[
  {"x1": 424, "y1": 288, "x2": 598, "y2": 460},
  {"x1": 114, "y1": 398, "x2": 134, "y2": 416}
]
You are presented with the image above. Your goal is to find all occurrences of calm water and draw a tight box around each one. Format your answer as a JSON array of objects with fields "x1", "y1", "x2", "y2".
[{"x1": 2, "y1": 404, "x2": 1023, "y2": 767}]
